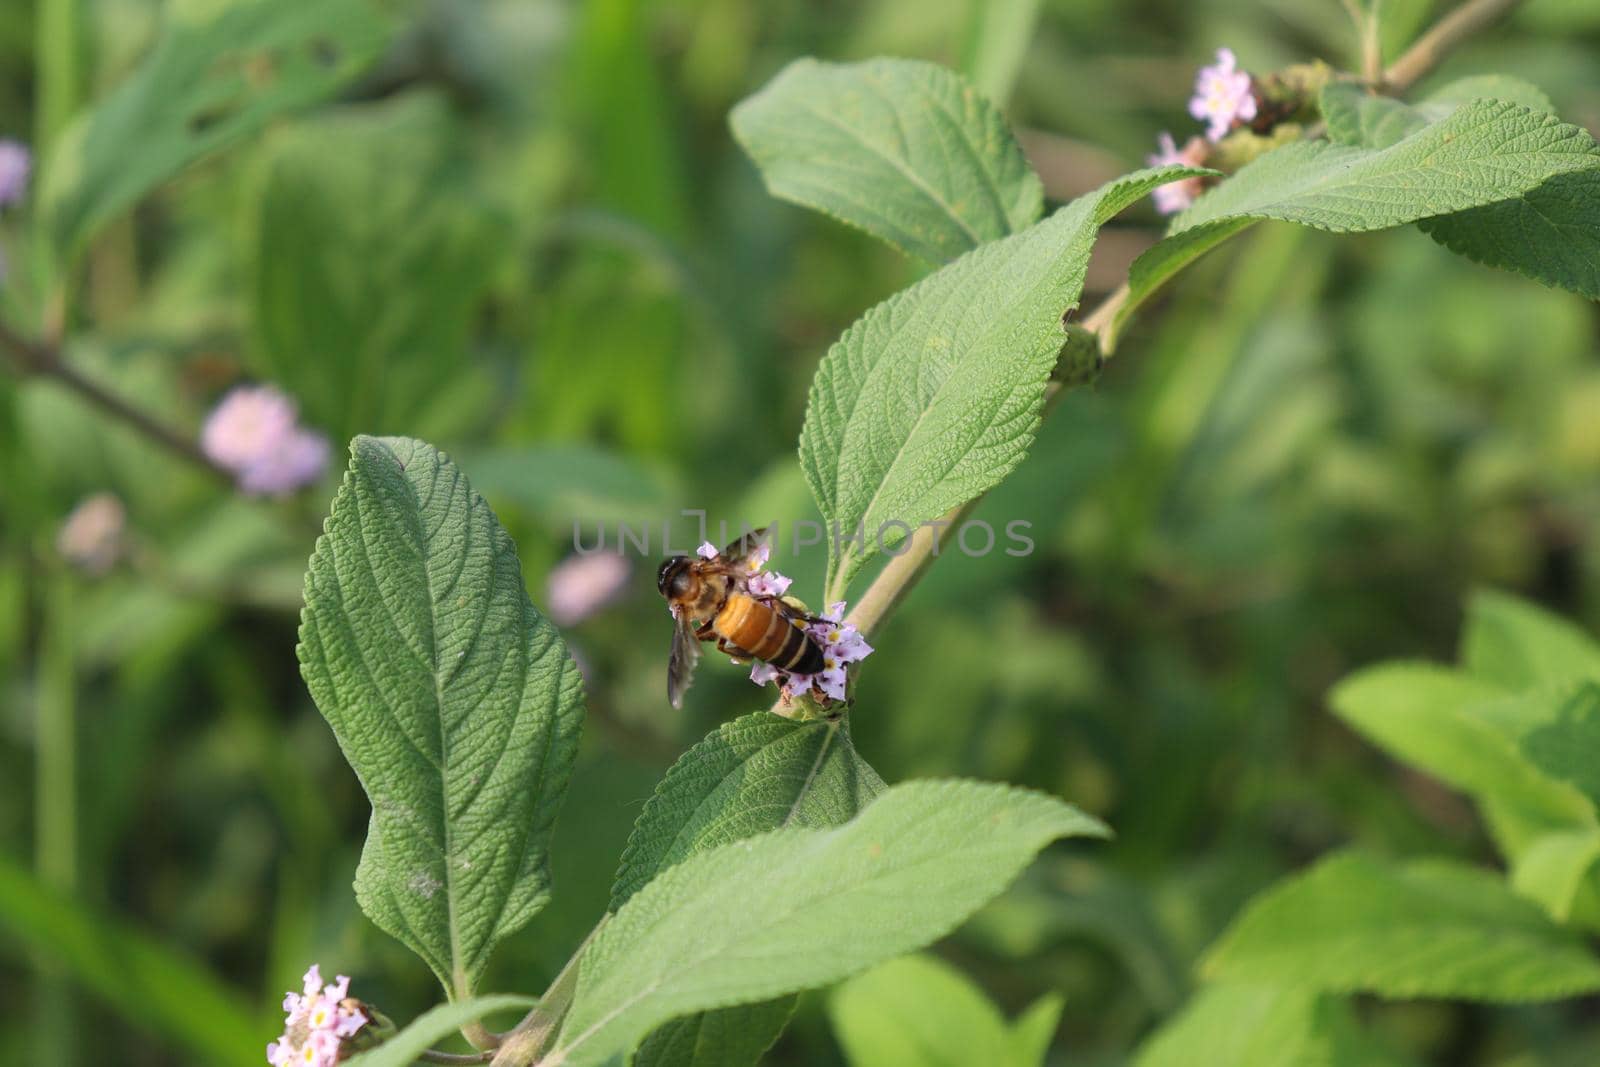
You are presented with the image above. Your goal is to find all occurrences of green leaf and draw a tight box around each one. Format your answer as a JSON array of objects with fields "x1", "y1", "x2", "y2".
[
  {"x1": 1322, "y1": 77, "x2": 1559, "y2": 151},
  {"x1": 1112, "y1": 100, "x2": 1600, "y2": 345},
  {"x1": 1007, "y1": 994, "x2": 1064, "y2": 1066},
  {"x1": 1134, "y1": 984, "x2": 1413, "y2": 1067},
  {"x1": 1422, "y1": 75, "x2": 1557, "y2": 117},
  {"x1": 800, "y1": 166, "x2": 1209, "y2": 596},
  {"x1": 1419, "y1": 171, "x2": 1600, "y2": 300},
  {"x1": 1204, "y1": 852, "x2": 1600, "y2": 1001},
  {"x1": 731, "y1": 57, "x2": 1043, "y2": 265},
  {"x1": 829, "y1": 953, "x2": 1053, "y2": 1067},
  {"x1": 1520, "y1": 682, "x2": 1600, "y2": 807},
  {"x1": 1508, "y1": 829, "x2": 1600, "y2": 924},
  {"x1": 1314, "y1": 81, "x2": 1598, "y2": 300},
  {"x1": 40, "y1": 0, "x2": 390, "y2": 260},
  {"x1": 548, "y1": 780, "x2": 1107, "y2": 1067},
  {"x1": 615, "y1": 712, "x2": 886, "y2": 1067},
  {"x1": 1461, "y1": 589, "x2": 1600, "y2": 689},
  {"x1": 1415, "y1": 81, "x2": 1596, "y2": 302},
  {"x1": 0, "y1": 853, "x2": 259, "y2": 1067},
  {"x1": 1328, "y1": 663, "x2": 1592, "y2": 829},
  {"x1": 632, "y1": 999, "x2": 796, "y2": 1067},
  {"x1": 1180, "y1": 100, "x2": 1595, "y2": 232},
  {"x1": 612, "y1": 713, "x2": 884, "y2": 907},
  {"x1": 297, "y1": 436, "x2": 586, "y2": 995},
  {"x1": 344, "y1": 996, "x2": 533, "y2": 1067},
  {"x1": 1320, "y1": 83, "x2": 1428, "y2": 149},
  {"x1": 251, "y1": 93, "x2": 506, "y2": 445}
]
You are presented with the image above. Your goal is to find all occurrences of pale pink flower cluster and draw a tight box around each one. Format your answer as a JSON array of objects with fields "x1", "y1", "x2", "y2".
[
  {"x1": 1147, "y1": 47, "x2": 1258, "y2": 216},
  {"x1": 201, "y1": 385, "x2": 329, "y2": 496},
  {"x1": 547, "y1": 551, "x2": 631, "y2": 626},
  {"x1": 696, "y1": 539, "x2": 793, "y2": 599},
  {"x1": 694, "y1": 540, "x2": 873, "y2": 703},
  {"x1": 268, "y1": 965, "x2": 367, "y2": 1067},
  {"x1": 1189, "y1": 47, "x2": 1258, "y2": 141},
  {"x1": 56, "y1": 493, "x2": 126, "y2": 575},
  {"x1": 1146, "y1": 132, "x2": 1212, "y2": 215}
]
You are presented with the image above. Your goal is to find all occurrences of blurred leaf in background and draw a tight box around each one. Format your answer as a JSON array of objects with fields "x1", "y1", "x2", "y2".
[{"x1": 3, "y1": 0, "x2": 1600, "y2": 1065}]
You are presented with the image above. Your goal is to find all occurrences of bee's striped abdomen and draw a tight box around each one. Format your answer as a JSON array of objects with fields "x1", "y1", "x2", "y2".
[
  {"x1": 772, "y1": 620, "x2": 824, "y2": 673},
  {"x1": 714, "y1": 594, "x2": 824, "y2": 673}
]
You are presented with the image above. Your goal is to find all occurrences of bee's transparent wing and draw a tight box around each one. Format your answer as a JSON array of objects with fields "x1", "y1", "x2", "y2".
[
  {"x1": 667, "y1": 610, "x2": 701, "y2": 708},
  {"x1": 719, "y1": 525, "x2": 770, "y2": 569}
]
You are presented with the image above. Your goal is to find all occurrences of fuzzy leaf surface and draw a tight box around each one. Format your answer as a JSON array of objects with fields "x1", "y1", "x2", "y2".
[
  {"x1": 731, "y1": 57, "x2": 1043, "y2": 265},
  {"x1": 1114, "y1": 100, "x2": 1600, "y2": 342},
  {"x1": 298, "y1": 436, "x2": 585, "y2": 994},
  {"x1": 615, "y1": 712, "x2": 885, "y2": 1067},
  {"x1": 550, "y1": 780, "x2": 1106, "y2": 1066}
]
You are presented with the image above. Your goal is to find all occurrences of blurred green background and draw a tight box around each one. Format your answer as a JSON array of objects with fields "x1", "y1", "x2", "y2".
[{"x1": 3, "y1": 0, "x2": 1600, "y2": 1064}]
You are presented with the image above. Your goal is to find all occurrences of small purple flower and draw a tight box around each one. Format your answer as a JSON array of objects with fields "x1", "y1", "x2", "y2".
[
  {"x1": 547, "y1": 551, "x2": 631, "y2": 626},
  {"x1": 268, "y1": 965, "x2": 369, "y2": 1067},
  {"x1": 1189, "y1": 48, "x2": 1257, "y2": 142},
  {"x1": 201, "y1": 385, "x2": 328, "y2": 496},
  {"x1": 747, "y1": 570, "x2": 792, "y2": 598},
  {"x1": 235, "y1": 428, "x2": 329, "y2": 496},
  {"x1": 0, "y1": 140, "x2": 31, "y2": 208},
  {"x1": 1147, "y1": 132, "x2": 1211, "y2": 216}
]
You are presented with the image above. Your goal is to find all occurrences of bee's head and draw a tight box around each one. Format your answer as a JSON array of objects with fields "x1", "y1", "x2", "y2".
[{"x1": 657, "y1": 556, "x2": 695, "y2": 600}]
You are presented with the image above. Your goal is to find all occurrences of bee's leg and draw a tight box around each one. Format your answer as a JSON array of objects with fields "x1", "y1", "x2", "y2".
[
  {"x1": 766, "y1": 596, "x2": 824, "y2": 627},
  {"x1": 694, "y1": 622, "x2": 751, "y2": 661}
]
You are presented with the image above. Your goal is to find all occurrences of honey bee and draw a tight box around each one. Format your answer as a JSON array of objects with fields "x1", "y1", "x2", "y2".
[{"x1": 657, "y1": 528, "x2": 825, "y2": 707}]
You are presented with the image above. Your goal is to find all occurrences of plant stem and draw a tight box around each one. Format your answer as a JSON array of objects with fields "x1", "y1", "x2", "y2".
[
  {"x1": 36, "y1": 576, "x2": 77, "y2": 1066},
  {"x1": 460, "y1": 1018, "x2": 500, "y2": 1052},
  {"x1": 419, "y1": 1052, "x2": 494, "y2": 1065},
  {"x1": 0, "y1": 321, "x2": 233, "y2": 483},
  {"x1": 1338, "y1": 0, "x2": 1384, "y2": 85},
  {"x1": 491, "y1": 918, "x2": 608, "y2": 1067},
  {"x1": 36, "y1": 0, "x2": 85, "y2": 154},
  {"x1": 1382, "y1": 0, "x2": 1525, "y2": 92},
  {"x1": 1362, "y1": 0, "x2": 1384, "y2": 85}
]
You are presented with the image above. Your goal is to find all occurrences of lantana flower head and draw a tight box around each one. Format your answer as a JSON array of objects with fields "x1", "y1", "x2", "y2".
[
  {"x1": 692, "y1": 540, "x2": 872, "y2": 704},
  {"x1": 267, "y1": 964, "x2": 370, "y2": 1066},
  {"x1": 547, "y1": 551, "x2": 631, "y2": 626},
  {"x1": 201, "y1": 384, "x2": 329, "y2": 496},
  {"x1": 1189, "y1": 47, "x2": 1257, "y2": 142},
  {"x1": 749, "y1": 600, "x2": 873, "y2": 704},
  {"x1": 1146, "y1": 132, "x2": 1211, "y2": 216}
]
